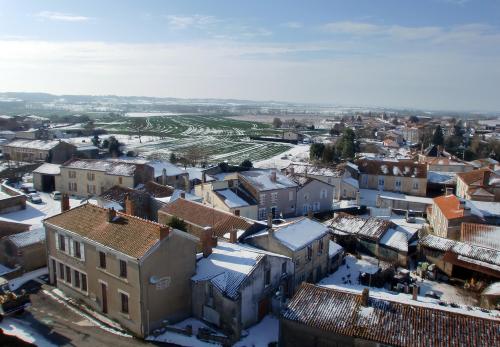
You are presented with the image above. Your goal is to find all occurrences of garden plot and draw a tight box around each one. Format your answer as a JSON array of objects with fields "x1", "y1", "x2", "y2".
[{"x1": 95, "y1": 115, "x2": 290, "y2": 164}]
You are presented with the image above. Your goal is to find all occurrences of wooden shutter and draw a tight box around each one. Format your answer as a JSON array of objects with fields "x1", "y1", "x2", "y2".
[
  {"x1": 55, "y1": 231, "x2": 60, "y2": 250},
  {"x1": 69, "y1": 239, "x2": 74, "y2": 256},
  {"x1": 80, "y1": 242, "x2": 85, "y2": 261}
]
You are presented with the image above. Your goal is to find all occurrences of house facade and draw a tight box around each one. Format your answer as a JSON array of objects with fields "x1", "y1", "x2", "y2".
[
  {"x1": 44, "y1": 203, "x2": 198, "y2": 337},
  {"x1": 357, "y1": 159, "x2": 427, "y2": 196},
  {"x1": 1, "y1": 139, "x2": 76, "y2": 164},
  {"x1": 57, "y1": 159, "x2": 154, "y2": 197},
  {"x1": 291, "y1": 176, "x2": 334, "y2": 216},
  {"x1": 456, "y1": 168, "x2": 500, "y2": 202}
]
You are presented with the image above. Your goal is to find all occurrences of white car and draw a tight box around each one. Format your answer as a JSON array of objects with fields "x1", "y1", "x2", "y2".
[
  {"x1": 51, "y1": 191, "x2": 62, "y2": 200},
  {"x1": 27, "y1": 193, "x2": 42, "y2": 204}
]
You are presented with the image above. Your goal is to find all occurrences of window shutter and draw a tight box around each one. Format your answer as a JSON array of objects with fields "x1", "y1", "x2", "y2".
[
  {"x1": 69, "y1": 239, "x2": 74, "y2": 256},
  {"x1": 64, "y1": 237, "x2": 69, "y2": 254},
  {"x1": 55, "y1": 231, "x2": 60, "y2": 250},
  {"x1": 80, "y1": 242, "x2": 85, "y2": 261}
]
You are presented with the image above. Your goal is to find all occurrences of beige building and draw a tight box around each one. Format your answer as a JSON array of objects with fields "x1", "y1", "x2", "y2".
[
  {"x1": 57, "y1": 159, "x2": 154, "y2": 197},
  {"x1": 288, "y1": 175, "x2": 334, "y2": 216},
  {"x1": 456, "y1": 168, "x2": 500, "y2": 202},
  {"x1": 44, "y1": 203, "x2": 198, "y2": 337},
  {"x1": 419, "y1": 156, "x2": 474, "y2": 173},
  {"x1": 401, "y1": 125, "x2": 423, "y2": 144},
  {"x1": 244, "y1": 217, "x2": 330, "y2": 293},
  {"x1": 357, "y1": 159, "x2": 427, "y2": 196},
  {"x1": 1, "y1": 139, "x2": 76, "y2": 164}
]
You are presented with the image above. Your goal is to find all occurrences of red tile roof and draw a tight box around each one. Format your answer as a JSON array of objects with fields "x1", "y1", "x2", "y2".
[{"x1": 432, "y1": 194, "x2": 465, "y2": 220}]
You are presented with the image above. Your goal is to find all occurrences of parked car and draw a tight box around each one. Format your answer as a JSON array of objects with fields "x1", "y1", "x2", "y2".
[
  {"x1": 425, "y1": 290, "x2": 441, "y2": 299},
  {"x1": 27, "y1": 193, "x2": 42, "y2": 204},
  {"x1": 51, "y1": 191, "x2": 62, "y2": 200}
]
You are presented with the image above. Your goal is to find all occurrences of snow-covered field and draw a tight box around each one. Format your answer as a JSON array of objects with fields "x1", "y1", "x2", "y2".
[
  {"x1": 254, "y1": 143, "x2": 310, "y2": 169},
  {"x1": 320, "y1": 254, "x2": 499, "y2": 320}
]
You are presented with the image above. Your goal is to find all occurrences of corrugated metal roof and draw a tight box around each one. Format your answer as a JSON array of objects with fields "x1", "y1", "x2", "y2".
[{"x1": 282, "y1": 283, "x2": 500, "y2": 346}]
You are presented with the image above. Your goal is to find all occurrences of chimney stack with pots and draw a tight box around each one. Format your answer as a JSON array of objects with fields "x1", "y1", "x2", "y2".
[
  {"x1": 361, "y1": 288, "x2": 369, "y2": 307},
  {"x1": 61, "y1": 193, "x2": 70, "y2": 212},
  {"x1": 125, "y1": 193, "x2": 134, "y2": 216},
  {"x1": 159, "y1": 225, "x2": 171, "y2": 240},
  {"x1": 108, "y1": 208, "x2": 117, "y2": 222}
]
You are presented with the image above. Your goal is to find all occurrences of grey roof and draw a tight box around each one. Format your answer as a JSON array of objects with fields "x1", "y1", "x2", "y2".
[
  {"x1": 6, "y1": 228, "x2": 45, "y2": 248},
  {"x1": 2, "y1": 139, "x2": 62, "y2": 150},
  {"x1": 63, "y1": 159, "x2": 138, "y2": 176},
  {"x1": 327, "y1": 214, "x2": 393, "y2": 241},
  {"x1": 239, "y1": 169, "x2": 297, "y2": 191}
]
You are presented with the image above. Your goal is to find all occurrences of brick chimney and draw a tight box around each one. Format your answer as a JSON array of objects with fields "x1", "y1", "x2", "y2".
[
  {"x1": 270, "y1": 170, "x2": 277, "y2": 183},
  {"x1": 361, "y1": 288, "x2": 369, "y2": 306},
  {"x1": 229, "y1": 229, "x2": 237, "y2": 243},
  {"x1": 234, "y1": 209, "x2": 240, "y2": 217},
  {"x1": 61, "y1": 193, "x2": 70, "y2": 212},
  {"x1": 162, "y1": 168, "x2": 167, "y2": 186},
  {"x1": 202, "y1": 227, "x2": 214, "y2": 258},
  {"x1": 125, "y1": 193, "x2": 134, "y2": 216},
  {"x1": 108, "y1": 207, "x2": 116, "y2": 222},
  {"x1": 412, "y1": 285, "x2": 418, "y2": 301},
  {"x1": 180, "y1": 191, "x2": 186, "y2": 199},
  {"x1": 159, "y1": 225, "x2": 170, "y2": 240}
]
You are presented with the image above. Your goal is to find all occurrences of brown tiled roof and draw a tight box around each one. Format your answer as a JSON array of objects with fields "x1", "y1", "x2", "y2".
[
  {"x1": 433, "y1": 194, "x2": 465, "y2": 220},
  {"x1": 44, "y1": 204, "x2": 164, "y2": 259},
  {"x1": 282, "y1": 283, "x2": 500, "y2": 347},
  {"x1": 100, "y1": 185, "x2": 149, "y2": 204},
  {"x1": 457, "y1": 168, "x2": 498, "y2": 186},
  {"x1": 159, "y1": 198, "x2": 256, "y2": 237},
  {"x1": 141, "y1": 181, "x2": 174, "y2": 198},
  {"x1": 356, "y1": 159, "x2": 427, "y2": 178}
]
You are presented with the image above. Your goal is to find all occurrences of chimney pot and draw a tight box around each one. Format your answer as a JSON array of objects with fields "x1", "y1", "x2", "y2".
[
  {"x1": 412, "y1": 285, "x2": 418, "y2": 301},
  {"x1": 270, "y1": 170, "x2": 277, "y2": 182},
  {"x1": 125, "y1": 193, "x2": 134, "y2": 216},
  {"x1": 202, "y1": 227, "x2": 214, "y2": 258},
  {"x1": 160, "y1": 226, "x2": 170, "y2": 240},
  {"x1": 108, "y1": 207, "x2": 116, "y2": 222},
  {"x1": 361, "y1": 288, "x2": 369, "y2": 306},
  {"x1": 61, "y1": 193, "x2": 70, "y2": 212},
  {"x1": 229, "y1": 229, "x2": 237, "y2": 243}
]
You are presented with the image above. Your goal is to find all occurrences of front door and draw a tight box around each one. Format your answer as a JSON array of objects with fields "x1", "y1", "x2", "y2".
[
  {"x1": 258, "y1": 298, "x2": 270, "y2": 321},
  {"x1": 101, "y1": 283, "x2": 108, "y2": 313}
]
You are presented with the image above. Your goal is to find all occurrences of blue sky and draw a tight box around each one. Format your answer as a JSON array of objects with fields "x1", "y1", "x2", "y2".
[{"x1": 0, "y1": 0, "x2": 499, "y2": 111}]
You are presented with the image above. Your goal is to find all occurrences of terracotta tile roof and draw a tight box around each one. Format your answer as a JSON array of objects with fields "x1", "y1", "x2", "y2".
[
  {"x1": 432, "y1": 194, "x2": 466, "y2": 220},
  {"x1": 159, "y1": 198, "x2": 257, "y2": 238},
  {"x1": 140, "y1": 181, "x2": 175, "y2": 198},
  {"x1": 356, "y1": 159, "x2": 427, "y2": 178},
  {"x1": 100, "y1": 185, "x2": 149, "y2": 205},
  {"x1": 282, "y1": 283, "x2": 500, "y2": 346},
  {"x1": 44, "y1": 204, "x2": 164, "y2": 259},
  {"x1": 457, "y1": 168, "x2": 499, "y2": 186}
]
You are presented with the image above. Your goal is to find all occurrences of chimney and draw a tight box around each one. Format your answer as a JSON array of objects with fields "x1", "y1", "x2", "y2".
[
  {"x1": 361, "y1": 288, "x2": 369, "y2": 307},
  {"x1": 125, "y1": 193, "x2": 134, "y2": 216},
  {"x1": 270, "y1": 170, "x2": 277, "y2": 183},
  {"x1": 267, "y1": 212, "x2": 273, "y2": 228},
  {"x1": 202, "y1": 227, "x2": 214, "y2": 258},
  {"x1": 160, "y1": 225, "x2": 170, "y2": 240},
  {"x1": 61, "y1": 193, "x2": 70, "y2": 212},
  {"x1": 162, "y1": 168, "x2": 167, "y2": 186},
  {"x1": 445, "y1": 187, "x2": 453, "y2": 196},
  {"x1": 202, "y1": 172, "x2": 207, "y2": 183},
  {"x1": 108, "y1": 207, "x2": 116, "y2": 222},
  {"x1": 412, "y1": 285, "x2": 418, "y2": 301},
  {"x1": 234, "y1": 209, "x2": 240, "y2": 217},
  {"x1": 229, "y1": 229, "x2": 237, "y2": 243},
  {"x1": 307, "y1": 209, "x2": 314, "y2": 219},
  {"x1": 180, "y1": 191, "x2": 186, "y2": 199}
]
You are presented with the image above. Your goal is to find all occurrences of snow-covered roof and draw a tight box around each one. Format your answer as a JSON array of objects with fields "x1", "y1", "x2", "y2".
[
  {"x1": 239, "y1": 169, "x2": 297, "y2": 191},
  {"x1": 286, "y1": 163, "x2": 344, "y2": 177},
  {"x1": 342, "y1": 177, "x2": 359, "y2": 189},
  {"x1": 482, "y1": 282, "x2": 500, "y2": 296},
  {"x1": 63, "y1": 159, "x2": 138, "y2": 176},
  {"x1": 2, "y1": 139, "x2": 62, "y2": 150},
  {"x1": 169, "y1": 190, "x2": 202, "y2": 203},
  {"x1": 379, "y1": 227, "x2": 409, "y2": 252},
  {"x1": 329, "y1": 240, "x2": 344, "y2": 257},
  {"x1": 33, "y1": 163, "x2": 61, "y2": 175},
  {"x1": 6, "y1": 228, "x2": 45, "y2": 248},
  {"x1": 191, "y1": 241, "x2": 265, "y2": 300},
  {"x1": 215, "y1": 189, "x2": 250, "y2": 208},
  {"x1": 427, "y1": 171, "x2": 456, "y2": 184},
  {"x1": 273, "y1": 218, "x2": 329, "y2": 251},
  {"x1": 466, "y1": 200, "x2": 500, "y2": 218},
  {"x1": 146, "y1": 160, "x2": 185, "y2": 178}
]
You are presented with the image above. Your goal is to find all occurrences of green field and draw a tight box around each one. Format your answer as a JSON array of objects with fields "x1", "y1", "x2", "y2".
[{"x1": 96, "y1": 115, "x2": 293, "y2": 164}]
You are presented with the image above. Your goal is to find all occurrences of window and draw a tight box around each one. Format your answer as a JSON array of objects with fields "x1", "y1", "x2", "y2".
[
  {"x1": 307, "y1": 245, "x2": 312, "y2": 261},
  {"x1": 258, "y1": 208, "x2": 267, "y2": 220},
  {"x1": 318, "y1": 239, "x2": 324, "y2": 255},
  {"x1": 320, "y1": 189, "x2": 327, "y2": 199},
  {"x1": 395, "y1": 179, "x2": 402, "y2": 188},
  {"x1": 265, "y1": 269, "x2": 271, "y2": 286},
  {"x1": 259, "y1": 194, "x2": 266, "y2": 205},
  {"x1": 74, "y1": 241, "x2": 81, "y2": 259},
  {"x1": 74, "y1": 270, "x2": 80, "y2": 288},
  {"x1": 362, "y1": 175, "x2": 368, "y2": 185},
  {"x1": 313, "y1": 202, "x2": 320, "y2": 212},
  {"x1": 87, "y1": 184, "x2": 96, "y2": 194},
  {"x1": 327, "y1": 178, "x2": 332, "y2": 184},
  {"x1": 81, "y1": 274, "x2": 87, "y2": 292},
  {"x1": 65, "y1": 266, "x2": 71, "y2": 283},
  {"x1": 68, "y1": 182, "x2": 77, "y2": 192},
  {"x1": 59, "y1": 234, "x2": 66, "y2": 252},
  {"x1": 271, "y1": 192, "x2": 278, "y2": 203},
  {"x1": 59, "y1": 263, "x2": 65, "y2": 280},
  {"x1": 413, "y1": 181, "x2": 419, "y2": 190},
  {"x1": 281, "y1": 262, "x2": 287, "y2": 274},
  {"x1": 68, "y1": 171, "x2": 76, "y2": 179},
  {"x1": 99, "y1": 251, "x2": 106, "y2": 269},
  {"x1": 119, "y1": 260, "x2": 127, "y2": 278},
  {"x1": 289, "y1": 191, "x2": 294, "y2": 201},
  {"x1": 120, "y1": 292, "x2": 129, "y2": 314},
  {"x1": 304, "y1": 193, "x2": 310, "y2": 201},
  {"x1": 378, "y1": 178, "x2": 384, "y2": 186},
  {"x1": 87, "y1": 172, "x2": 95, "y2": 181}
]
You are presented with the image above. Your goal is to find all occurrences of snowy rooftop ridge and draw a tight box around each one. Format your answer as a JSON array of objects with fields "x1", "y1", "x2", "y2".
[
  {"x1": 239, "y1": 169, "x2": 297, "y2": 191},
  {"x1": 63, "y1": 159, "x2": 139, "y2": 176},
  {"x1": 6, "y1": 228, "x2": 45, "y2": 248},
  {"x1": 273, "y1": 218, "x2": 329, "y2": 251}
]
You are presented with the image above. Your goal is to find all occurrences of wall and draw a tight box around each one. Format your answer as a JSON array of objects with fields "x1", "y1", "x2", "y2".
[
  {"x1": 0, "y1": 240, "x2": 46, "y2": 271},
  {"x1": 296, "y1": 179, "x2": 332, "y2": 216},
  {"x1": 359, "y1": 174, "x2": 427, "y2": 197}
]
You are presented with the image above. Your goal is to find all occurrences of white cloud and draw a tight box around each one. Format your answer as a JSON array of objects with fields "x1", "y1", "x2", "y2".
[
  {"x1": 165, "y1": 15, "x2": 218, "y2": 29},
  {"x1": 36, "y1": 11, "x2": 91, "y2": 22},
  {"x1": 282, "y1": 21, "x2": 303, "y2": 29},
  {"x1": 323, "y1": 21, "x2": 442, "y2": 40}
]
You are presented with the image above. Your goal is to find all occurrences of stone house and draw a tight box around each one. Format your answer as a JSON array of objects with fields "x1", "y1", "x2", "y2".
[
  {"x1": 0, "y1": 228, "x2": 46, "y2": 272},
  {"x1": 456, "y1": 168, "x2": 500, "y2": 202},
  {"x1": 238, "y1": 169, "x2": 298, "y2": 220},
  {"x1": 243, "y1": 217, "x2": 330, "y2": 293},
  {"x1": 287, "y1": 175, "x2": 334, "y2": 216},
  {"x1": 44, "y1": 203, "x2": 198, "y2": 337},
  {"x1": 282, "y1": 130, "x2": 304, "y2": 143},
  {"x1": 56, "y1": 159, "x2": 154, "y2": 198},
  {"x1": 191, "y1": 240, "x2": 293, "y2": 341},
  {"x1": 0, "y1": 183, "x2": 26, "y2": 214},
  {"x1": 1, "y1": 139, "x2": 76, "y2": 164},
  {"x1": 356, "y1": 159, "x2": 427, "y2": 196},
  {"x1": 419, "y1": 157, "x2": 474, "y2": 173}
]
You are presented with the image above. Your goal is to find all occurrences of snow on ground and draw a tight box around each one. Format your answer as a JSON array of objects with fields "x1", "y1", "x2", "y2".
[
  {"x1": 254, "y1": 144, "x2": 310, "y2": 169},
  {"x1": 320, "y1": 254, "x2": 500, "y2": 320},
  {"x1": 0, "y1": 191, "x2": 83, "y2": 228},
  {"x1": 147, "y1": 317, "x2": 222, "y2": 347},
  {"x1": 0, "y1": 317, "x2": 56, "y2": 347},
  {"x1": 235, "y1": 315, "x2": 279, "y2": 347},
  {"x1": 8, "y1": 267, "x2": 48, "y2": 291}
]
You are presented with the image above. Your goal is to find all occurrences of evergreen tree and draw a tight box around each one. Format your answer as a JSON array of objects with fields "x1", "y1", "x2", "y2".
[
  {"x1": 432, "y1": 125, "x2": 444, "y2": 146},
  {"x1": 341, "y1": 128, "x2": 356, "y2": 159},
  {"x1": 309, "y1": 143, "x2": 325, "y2": 160},
  {"x1": 169, "y1": 152, "x2": 177, "y2": 163},
  {"x1": 240, "y1": 159, "x2": 253, "y2": 169}
]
